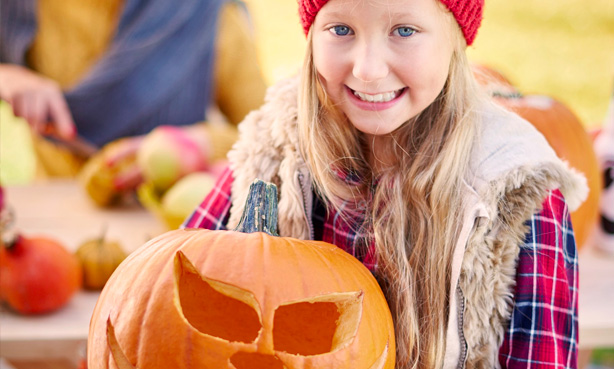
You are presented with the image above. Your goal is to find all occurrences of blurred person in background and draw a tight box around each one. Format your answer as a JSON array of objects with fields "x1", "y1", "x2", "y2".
[{"x1": 0, "y1": 0, "x2": 267, "y2": 204}]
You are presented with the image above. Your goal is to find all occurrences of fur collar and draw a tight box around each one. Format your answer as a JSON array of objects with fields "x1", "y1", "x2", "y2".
[{"x1": 227, "y1": 75, "x2": 310, "y2": 238}]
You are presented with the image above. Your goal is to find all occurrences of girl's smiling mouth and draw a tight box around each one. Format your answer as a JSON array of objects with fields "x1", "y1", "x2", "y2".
[{"x1": 346, "y1": 86, "x2": 407, "y2": 110}]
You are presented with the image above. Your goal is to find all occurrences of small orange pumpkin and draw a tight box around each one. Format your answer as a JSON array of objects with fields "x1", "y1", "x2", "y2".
[{"x1": 88, "y1": 180, "x2": 395, "y2": 369}]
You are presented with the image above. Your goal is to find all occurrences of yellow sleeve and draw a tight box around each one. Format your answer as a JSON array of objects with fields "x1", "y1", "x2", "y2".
[
  {"x1": 213, "y1": 2, "x2": 268, "y2": 126},
  {"x1": 26, "y1": 0, "x2": 122, "y2": 88}
]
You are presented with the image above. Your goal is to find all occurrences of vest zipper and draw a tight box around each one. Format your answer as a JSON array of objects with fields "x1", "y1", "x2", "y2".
[
  {"x1": 456, "y1": 285, "x2": 468, "y2": 369},
  {"x1": 297, "y1": 171, "x2": 315, "y2": 240}
]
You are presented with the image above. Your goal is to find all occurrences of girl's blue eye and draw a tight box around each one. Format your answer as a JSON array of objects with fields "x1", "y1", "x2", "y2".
[
  {"x1": 394, "y1": 27, "x2": 415, "y2": 37},
  {"x1": 331, "y1": 25, "x2": 352, "y2": 36}
]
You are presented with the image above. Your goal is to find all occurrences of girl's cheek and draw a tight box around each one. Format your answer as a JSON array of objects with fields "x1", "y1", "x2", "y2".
[
  {"x1": 313, "y1": 51, "x2": 335, "y2": 82},
  {"x1": 321, "y1": 53, "x2": 349, "y2": 85},
  {"x1": 314, "y1": 37, "x2": 350, "y2": 78}
]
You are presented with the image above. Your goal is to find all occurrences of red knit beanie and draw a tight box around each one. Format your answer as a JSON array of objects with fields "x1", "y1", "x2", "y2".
[{"x1": 298, "y1": 0, "x2": 484, "y2": 45}]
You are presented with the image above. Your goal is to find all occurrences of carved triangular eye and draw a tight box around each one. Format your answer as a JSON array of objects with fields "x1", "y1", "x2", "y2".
[
  {"x1": 272, "y1": 291, "x2": 363, "y2": 356},
  {"x1": 174, "y1": 251, "x2": 262, "y2": 343}
]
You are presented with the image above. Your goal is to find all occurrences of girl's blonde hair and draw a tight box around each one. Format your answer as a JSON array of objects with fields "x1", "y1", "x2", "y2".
[{"x1": 298, "y1": 10, "x2": 485, "y2": 368}]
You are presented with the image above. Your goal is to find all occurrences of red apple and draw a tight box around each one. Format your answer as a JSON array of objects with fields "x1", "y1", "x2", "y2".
[{"x1": 137, "y1": 126, "x2": 210, "y2": 192}]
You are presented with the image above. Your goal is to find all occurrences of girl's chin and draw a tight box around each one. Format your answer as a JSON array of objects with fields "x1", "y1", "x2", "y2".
[
  {"x1": 343, "y1": 105, "x2": 414, "y2": 136},
  {"x1": 347, "y1": 118, "x2": 406, "y2": 136}
]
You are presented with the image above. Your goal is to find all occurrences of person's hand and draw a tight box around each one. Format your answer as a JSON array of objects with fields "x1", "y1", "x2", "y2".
[
  {"x1": 79, "y1": 136, "x2": 145, "y2": 207},
  {"x1": 0, "y1": 64, "x2": 75, "y2": 140}
]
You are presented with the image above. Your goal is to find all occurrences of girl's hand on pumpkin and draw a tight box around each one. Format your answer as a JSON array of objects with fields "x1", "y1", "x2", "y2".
[{"x1": 0, "y1": 64, "x2": 76, "y2": 140}]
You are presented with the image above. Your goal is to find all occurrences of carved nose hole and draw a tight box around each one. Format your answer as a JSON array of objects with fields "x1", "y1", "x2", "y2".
[{"x1": 230, "y1": 352, "x2": 285, "y2": 369}]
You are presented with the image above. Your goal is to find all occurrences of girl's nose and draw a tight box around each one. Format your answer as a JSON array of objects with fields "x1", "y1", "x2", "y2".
[{"x1": 352, "y1": 41, "x2": 389, "y2": 83}]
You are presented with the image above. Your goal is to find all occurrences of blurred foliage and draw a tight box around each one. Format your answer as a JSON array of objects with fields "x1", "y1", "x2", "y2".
[
  {"x1": 591, "y1": 348, "x2": 614, "y2": 367},
  {"x1": 467, "y1": 0, "x2": 614, "y2": 128}
]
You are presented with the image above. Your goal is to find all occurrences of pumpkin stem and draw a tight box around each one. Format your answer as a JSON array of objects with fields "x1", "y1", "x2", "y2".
[
  {"x1": 233, "y1": 179, "x2": 279, "y2": 236},
  {"x1": 492, "y1": 90, "x2": 523, "y2": 99},
  {"x1": 98, "y1": 223, "x2": 109, "y2": 248}
]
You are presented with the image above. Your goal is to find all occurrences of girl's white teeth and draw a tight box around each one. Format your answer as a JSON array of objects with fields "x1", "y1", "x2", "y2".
[{"x1": 353, "y1": 89, "x2": 401, "y2": 103}]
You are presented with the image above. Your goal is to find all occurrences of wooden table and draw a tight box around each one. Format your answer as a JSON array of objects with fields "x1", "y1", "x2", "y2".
[
  {"x1": 578, "y1": 240, "x2": 614, "y2": 349},
  {"x1": 0, "y1": 180, "x2": 166, "y2": 367},
  {"x1": 1, "y1": 180, "x2": 613, "y2": 366}
]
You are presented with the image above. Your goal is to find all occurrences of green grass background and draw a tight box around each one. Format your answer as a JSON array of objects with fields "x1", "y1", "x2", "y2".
[
  {"x1": 466, "y1": 0, "x2": 614, "y2": 128},
  {"x1": 2, "y1": 0, "x2": 613, "y2": 185}
]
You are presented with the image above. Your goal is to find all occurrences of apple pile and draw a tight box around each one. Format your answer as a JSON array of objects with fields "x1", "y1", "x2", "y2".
[{"x1": 136, "y1": 125, "x2": 222, "y2": 229}]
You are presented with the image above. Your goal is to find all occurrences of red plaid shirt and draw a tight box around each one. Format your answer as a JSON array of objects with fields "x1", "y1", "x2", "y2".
[{"x1": 184, "y1": 167, "x2": 579, "y2": 368}]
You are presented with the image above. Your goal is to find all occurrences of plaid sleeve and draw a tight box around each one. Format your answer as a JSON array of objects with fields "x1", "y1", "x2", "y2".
[
  {"x1": 181, "y1": 166, "x2": 233, "y2": 230},
  {"x1": 498, "y1": 189, "x2": 579, "y2": 368}
]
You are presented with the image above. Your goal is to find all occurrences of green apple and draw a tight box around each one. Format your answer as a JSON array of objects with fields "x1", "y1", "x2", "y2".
[{"x1": 161, "y1": 172, "x2": 216, "y2": 229}]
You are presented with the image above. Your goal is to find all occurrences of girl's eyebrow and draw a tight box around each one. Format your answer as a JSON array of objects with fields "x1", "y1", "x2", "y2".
[
  {"x1": 317, "y1": 4, "x2": 420, "y2": 24},
  {"x1": 317, "y1": 10, "x2": 349, "y2": 19},
  {"x1": 321, "y1": 6, "x2": 417, "y2": 19},
  {"x1": 383, "y1": 7, "x2": 419, "y2": 19}
]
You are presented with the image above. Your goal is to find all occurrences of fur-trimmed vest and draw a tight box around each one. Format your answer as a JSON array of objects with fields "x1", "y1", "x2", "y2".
[{"x1": 226, "y1": 76, "x2": 588, "y2": 368}]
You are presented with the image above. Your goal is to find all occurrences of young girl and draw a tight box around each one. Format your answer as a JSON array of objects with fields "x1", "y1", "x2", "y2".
[{"x1": 185, "y1": 0, "x2": 588, "y2": 367}]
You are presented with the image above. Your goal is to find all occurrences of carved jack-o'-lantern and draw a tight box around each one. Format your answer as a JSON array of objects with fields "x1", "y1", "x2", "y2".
[{"x1": 88, "y1": 180, "x2": 395, "y2": 369}]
